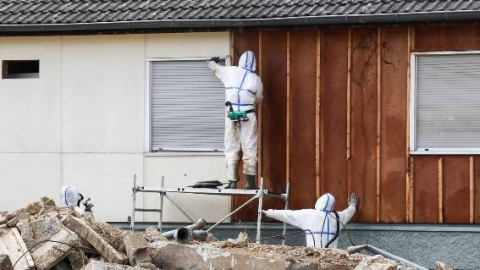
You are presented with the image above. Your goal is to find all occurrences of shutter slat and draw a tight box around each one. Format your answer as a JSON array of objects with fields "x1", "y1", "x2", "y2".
[{"x1": 416, "y1": 54, "x2": 480, "y2": 149}]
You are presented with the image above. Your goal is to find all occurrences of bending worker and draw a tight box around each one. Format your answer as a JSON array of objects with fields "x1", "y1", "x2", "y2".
[
  {"x1": 263, "y1": 193, "x2": 359, "y2": 248},
  {"x1": 208, "y1": 51, "x2": 263, "y2": 189}
]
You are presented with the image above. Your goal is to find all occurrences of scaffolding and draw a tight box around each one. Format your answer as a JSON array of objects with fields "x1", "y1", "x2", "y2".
[{"x1": 130, "y1": 175, "x2": 290, "y2": 244}]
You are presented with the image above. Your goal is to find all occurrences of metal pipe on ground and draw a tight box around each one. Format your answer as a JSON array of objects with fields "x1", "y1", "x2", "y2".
[
  {"x1": 348, "y1": 244, "x2": 428, "y2": 270},
  {"x1": 174, "y1": 228, "x2": 209, "y2": 243},
  {"x1": 163, "y1": 218, "x2": 206, "y2": 243}
]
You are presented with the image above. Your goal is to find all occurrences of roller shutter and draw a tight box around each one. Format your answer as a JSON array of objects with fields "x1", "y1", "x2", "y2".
[
  {"x1": 150, "y1": 60, "x2": 226, "y2": 152},
  {"x1": 414, "y1": 54, "x2": 480, "y2": 152}
]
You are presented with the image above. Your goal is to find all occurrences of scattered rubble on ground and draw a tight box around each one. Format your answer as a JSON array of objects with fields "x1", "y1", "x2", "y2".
[{"x1": 0, "y1": 197, "x2": 418, "y2": 269}]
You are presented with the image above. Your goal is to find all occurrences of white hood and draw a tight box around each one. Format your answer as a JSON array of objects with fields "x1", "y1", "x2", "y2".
[
  {"x1": 60, "y1": 185, "x2": 84, "y2": 213},
  {"x1": 315, "y1": 193, "x2": 335, "y2": 212},
  {"x1": 238, "y1": 51, "x2": 256, "y2": 72}
]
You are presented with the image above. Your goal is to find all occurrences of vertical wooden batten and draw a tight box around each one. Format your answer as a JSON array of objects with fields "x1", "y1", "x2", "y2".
[
  {"x1": 347, "y1": 29, "x2": 353, "y2": 195},
  {"x1": 286, "y1": 31, "x2": 291, "y2": 185},
  {"x1": 406, "y1": 27, "x2": 415, "y2": 222},
  {"x1": 470, "y1": 156, "x2": 475, "y2": 224},
  {"x1": 258, "y1": 32, "x2": 263, "y2": 178},
  {"x1": 376, "y1": 28, "x2": 382, "y2": 223},
  {"x1": 438, "y1": 157, "x2": 444, "y2": 223},
  {"x1": 315, "y1": 30, "x2": 321, "y2": 198}
]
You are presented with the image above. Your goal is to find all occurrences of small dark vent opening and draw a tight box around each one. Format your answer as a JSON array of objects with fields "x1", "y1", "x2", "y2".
[{"x1": 2, "y1": 60, "x2": 40, "y2": 79}]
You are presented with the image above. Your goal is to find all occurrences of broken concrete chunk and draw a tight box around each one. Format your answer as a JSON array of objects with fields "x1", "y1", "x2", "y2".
[
  {"x1": 143, "y1": 226, "x2": 167, "y2": 243},
  {"x1": 136, "y1": 262, "x2": 158, "y2": 270},
  {"x1": 123, "y1": 233, "x2": 152, "y2": 266},
  {"x1": 354, "y1": 255, "x2": 413, "y2": 270},
  {"x1": 67, "y1": 249, "x2": 88, "y2": 270},
  {"x1": 17, "y1": 216, "x2": 61, "y2": 250},
  {"x1": 435, "y1": 260, "x2": 453, "y2": 270},
  {"x1": 62, "y1": 215, "x2": 127, "y2": 264},
  {"x1": 26, "y1": 202, "x2": 42, "y2": 215},
  {"x1": 82, "y1": 260, "x2": 150, "y2": 270},
  {"x1": 31, "y1": 228, "x2": 79, "y2": 270},
  {"x1": 41, "y1": 197, "x2": 56, "y2": 207},
  {"x1": 6, "y1": 213, "x2": 16, "y2": 221},
  {"x1": 0, "y1": 228, "x2": 35, "y2": 270},
  {"x1": 18, "y1": 211, "x2": 30, "y2": 221},
  {"x1": 6, "y1": 216, "x2": 19, "y2": 227},
  {"x1": 0, "y1": 254, "x2": 13, "y2": 270}
]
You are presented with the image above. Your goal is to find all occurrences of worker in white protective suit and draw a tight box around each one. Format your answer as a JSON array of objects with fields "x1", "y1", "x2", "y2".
[
  {"x1": 60, "y1": 185, "x2": 85, "y2": 214},
  {"x1": 263, "y1": 193, "x2": 359, "y2": 248},
  {"x1": 208, "y1": 51, "x2": 263, "y2": 189}
]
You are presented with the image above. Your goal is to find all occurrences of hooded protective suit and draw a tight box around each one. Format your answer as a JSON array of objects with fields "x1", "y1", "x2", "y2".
[
  {"x1": 208, "y1": 51, "x2": 263, "y2": 183},
  {"x1": 264, "y1": 193, "x2": 356, "y2": 248},
  {"x1": 60, "y1": 185, "x2": 84, "y2": 214}
]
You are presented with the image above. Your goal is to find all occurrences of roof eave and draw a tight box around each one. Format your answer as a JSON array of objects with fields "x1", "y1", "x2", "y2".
[{"x1": 1, "y1": 10, "x2": 480, "y2": 33}]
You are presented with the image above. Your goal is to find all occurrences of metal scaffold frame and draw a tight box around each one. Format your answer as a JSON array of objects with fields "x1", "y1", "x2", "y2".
[{"x1": 130, "y1": 175, "x2": 290, "y2": 244}]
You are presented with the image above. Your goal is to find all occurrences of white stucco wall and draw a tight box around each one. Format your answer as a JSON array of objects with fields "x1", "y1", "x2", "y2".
[{"x1": 0, "y1": 32, "x2": 230, "y2": 222}]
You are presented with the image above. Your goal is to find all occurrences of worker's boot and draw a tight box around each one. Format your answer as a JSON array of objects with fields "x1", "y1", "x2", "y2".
[
  {"x1": 226, "y1": 180, "x2": 238, "y2": 189},
  {"x1": 245, "y1": 174, "x2": 257, "y2": 190}
]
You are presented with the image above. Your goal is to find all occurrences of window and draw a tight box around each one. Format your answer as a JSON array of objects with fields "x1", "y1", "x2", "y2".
[
  {"x1": 2, "y1": 60, "x2": 40, "y2": 79},
  {"x1": 411, "y1": 52, "x2": 480, "y2": 154},
  {"x1": 149, "y1": 58, "x2": 228, "y2": 152}
]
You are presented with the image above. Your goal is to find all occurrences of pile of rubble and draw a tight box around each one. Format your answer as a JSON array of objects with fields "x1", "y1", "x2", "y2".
[
  {"x1": 0, "y1": 197, "x2": 451, "y2": 270},
  {"x1": 0, "y1": 197, "x2": 161, "y2": 270}
]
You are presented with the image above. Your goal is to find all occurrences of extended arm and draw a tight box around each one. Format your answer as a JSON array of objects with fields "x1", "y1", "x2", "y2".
[
  {"x1": 208, "y1": 61, "x2": 226, "y2": 83},
  {"x1": 263, "y1": 209, "x2": 311, "y2": 230},
  {"x1": 338, "y1": 193, "x2": 358, "y2": 225}
]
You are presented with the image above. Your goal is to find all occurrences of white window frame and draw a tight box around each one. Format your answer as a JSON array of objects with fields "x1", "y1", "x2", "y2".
[
  {"x1": 145, "y1": 56, "x2": 231, "y2": 154},
  {"x1": 410, "y1": 50, "x2": 480, "y2": 155}
]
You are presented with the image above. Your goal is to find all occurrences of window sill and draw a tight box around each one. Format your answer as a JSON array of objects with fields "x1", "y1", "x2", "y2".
[
  {"x1": 145, "y1": 152, "x2": 225, "y2": 157},
  {"x1": 410, "y1": 150, "x2": 480, "y2": 155}
]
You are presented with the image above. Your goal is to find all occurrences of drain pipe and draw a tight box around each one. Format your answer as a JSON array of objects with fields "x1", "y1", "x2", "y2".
[
  {"x1": 163, "y1": 218, "x2": 207, "y2": 243},
  {"x1": 348, "y1": 244, "x2": 428, "y2": 270}
]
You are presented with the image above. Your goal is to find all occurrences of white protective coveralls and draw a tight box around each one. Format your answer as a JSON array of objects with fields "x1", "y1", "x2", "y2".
[
  {"x1": 208, "y1": 51, "x2": 263, "y2": 181},
  {"x1": 60, "y1": 185, "x2": 84, "y2": 214},
  {"x1": 264, "y1": 193, "x2": 356, "y2": 248}
]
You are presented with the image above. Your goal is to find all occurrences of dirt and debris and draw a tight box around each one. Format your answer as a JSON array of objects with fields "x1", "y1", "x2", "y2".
[{"x1": 1, "y1": 197, "x2": 421, "y2": 270}]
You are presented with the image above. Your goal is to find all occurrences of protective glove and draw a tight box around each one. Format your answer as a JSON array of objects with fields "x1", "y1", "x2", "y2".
[
  {"x1": 209, "y1": 57, "x2": 220, "y2": 63},
  {"x1": 207, "y1": 61, "x2": 216, "y2": 70},
  {"x1": 261, "y1": 210, "x2": 268, "y2": 216},
  {"x1": 348, "y1": 193, "x2": 359, "y2": 208}
]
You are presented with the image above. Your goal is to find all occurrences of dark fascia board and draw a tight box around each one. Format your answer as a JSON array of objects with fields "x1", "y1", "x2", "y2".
[{"x1": 1, "y1": 10, "x2": 480, "y2": 33}]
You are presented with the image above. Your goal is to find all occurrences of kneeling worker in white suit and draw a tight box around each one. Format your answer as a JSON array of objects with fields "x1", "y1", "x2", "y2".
[
  {"x1": 263, "y1": 193, "x2": 359, "y2": 248},
  {"x1": 208, "y1": 51, "x2": 263, "y2": 189}
]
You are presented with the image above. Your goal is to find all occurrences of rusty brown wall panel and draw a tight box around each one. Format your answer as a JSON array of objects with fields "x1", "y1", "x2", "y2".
[
  {"x1": 414, "y1": 156, "x2": 439, "y2": 223},
  {"x1": 379, "y1": 28, "x2": 408, "y2": 223},
  {"x1": 415, "y1": 25, "x2": 480, "y2": 51},
  {"x1": 443, "y1": 156, "x2": 470, "y2": 223},
  {"x1": 261, "y1": 31, "x2": 288, "y2": 212},
  {"x1": 232, "y1": 31, "x2": 260, "y2": 221},
  {"x1": 320, "y1": 30, "x2": 349, "y2": 210},
  {"x1": 289, "y1": 30, "x2": 317, "y2": 209},
  {"x1": 350, "y1": 29, "x2": 378, "y2": 222}
]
